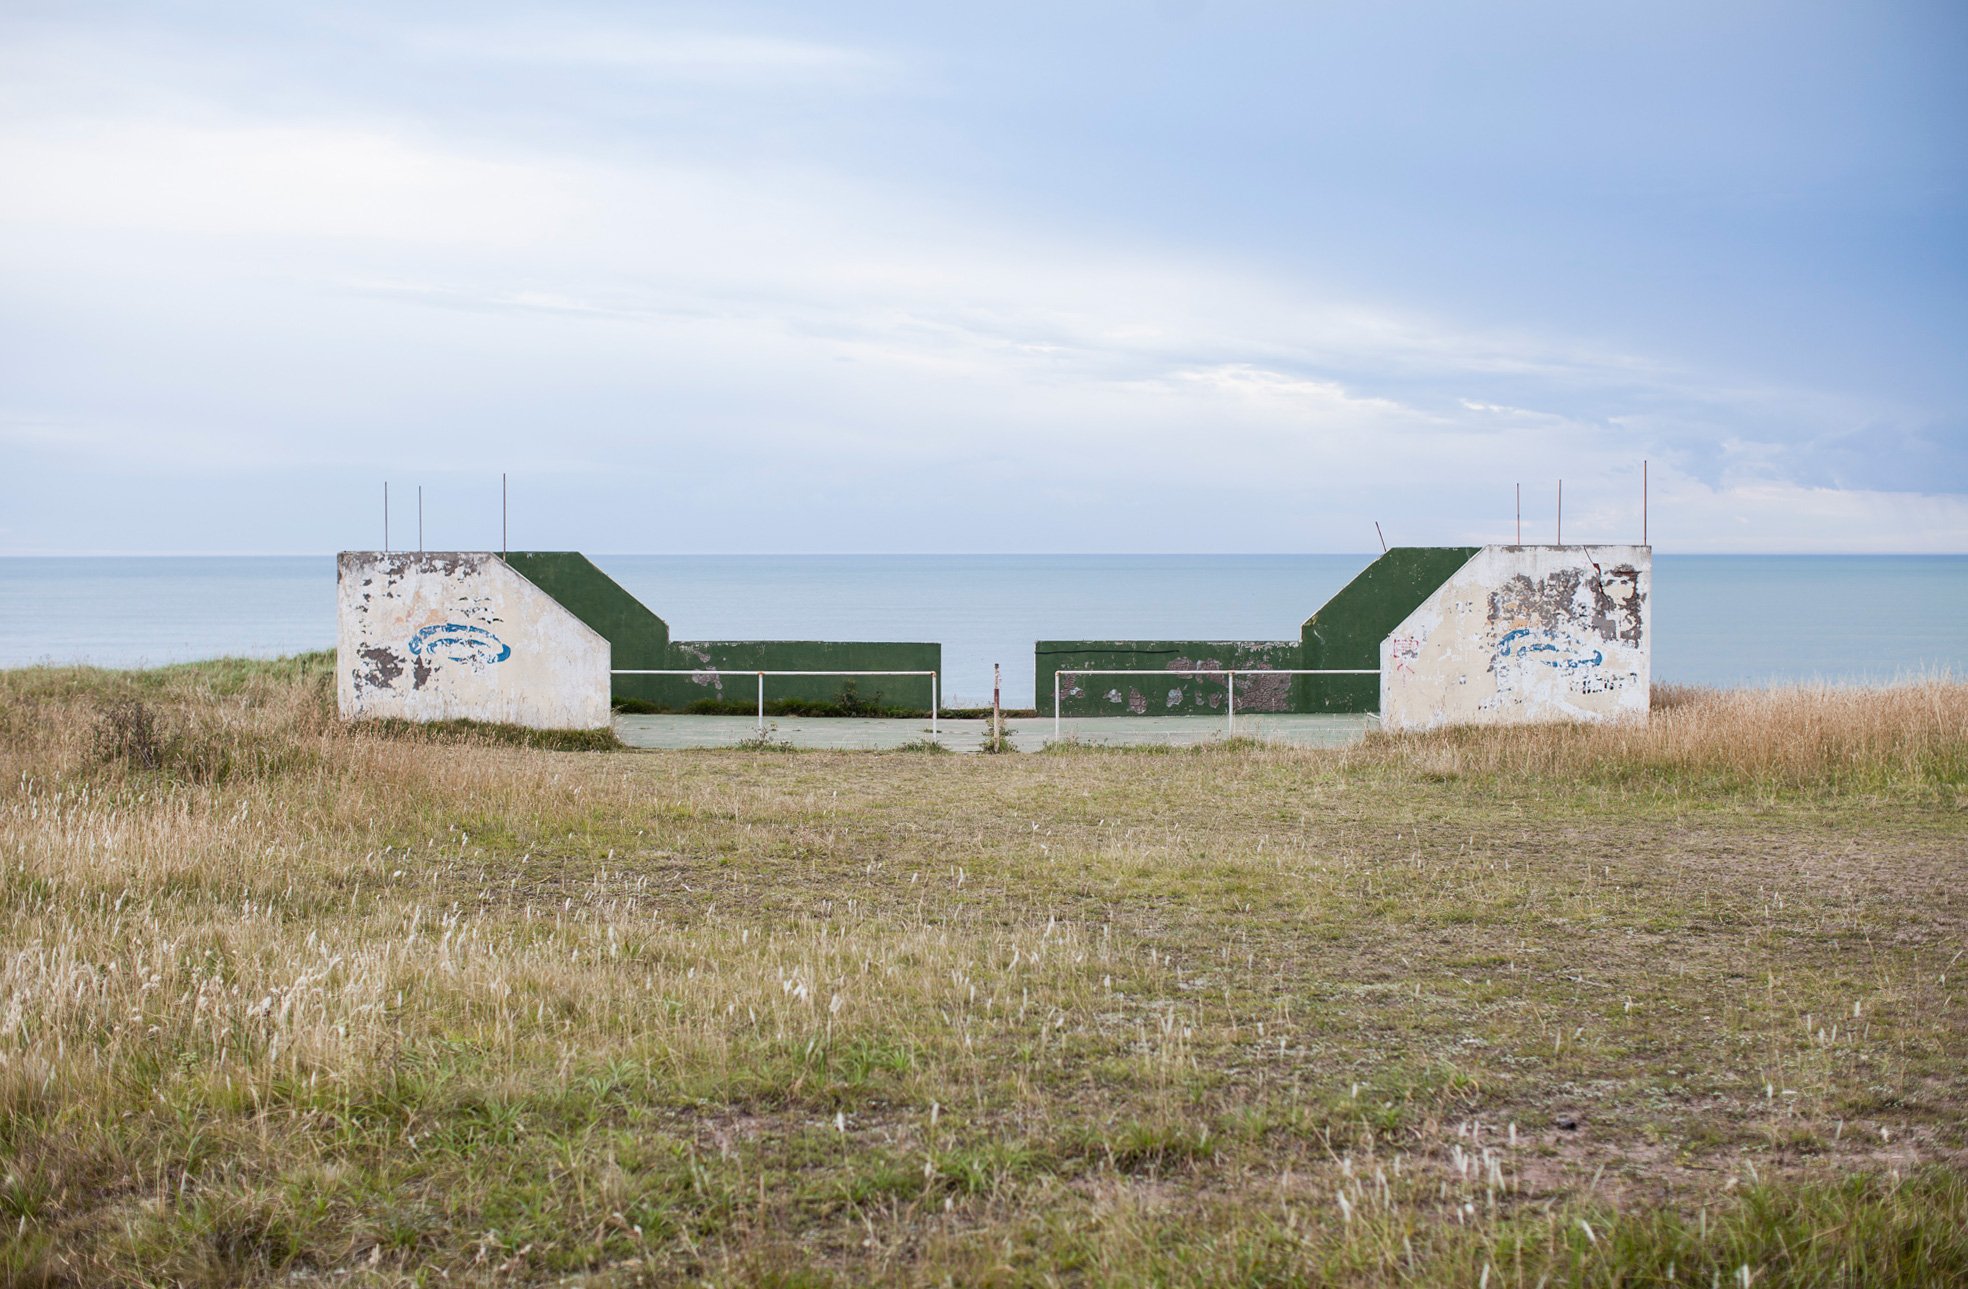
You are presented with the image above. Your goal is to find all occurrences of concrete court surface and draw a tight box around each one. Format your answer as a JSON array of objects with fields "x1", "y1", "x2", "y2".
[{"x1": 613, "y1": 713, "x2": 1379, "y2": 753}]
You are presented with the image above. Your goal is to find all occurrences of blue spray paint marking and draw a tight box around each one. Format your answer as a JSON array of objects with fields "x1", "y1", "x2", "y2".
[
  {"x1": 408, "y1": 623, "x2": 511, "y2": 665},
  {"x1": 1496, "y1": 628, "x2": 1602, "y2": 669}
]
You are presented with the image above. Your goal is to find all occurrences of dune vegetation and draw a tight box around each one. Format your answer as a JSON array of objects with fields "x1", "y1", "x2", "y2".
[{"x1": 1, "y1": 656, "x2": 1963, "y2": 1285}]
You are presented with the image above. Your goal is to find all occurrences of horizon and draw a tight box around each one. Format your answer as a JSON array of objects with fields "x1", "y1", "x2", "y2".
[
  {"x1": 3, "y1": 547, "x2": 1968, "y2": 562},
  {"x1": 5, "y1": 549, "x2": 1966, "y2": 559}
]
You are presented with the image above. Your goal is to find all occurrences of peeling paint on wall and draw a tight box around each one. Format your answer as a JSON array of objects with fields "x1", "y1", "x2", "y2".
[
  {"x1": 336, "y1": 552, "x2": 611, "y2": 730},
  {"x1": 1381, "y1": 546, "x2": 1650, "y2": 730},
  {"x1": 1037, "y1": 640, "x2": 1299, "y2": 717},
  {"x1": 408, "y1": 623, "x2": 512, "y2": 668},
  {"x1": 1299, "y1": 547, "x2": 1480, "y2": 712}
]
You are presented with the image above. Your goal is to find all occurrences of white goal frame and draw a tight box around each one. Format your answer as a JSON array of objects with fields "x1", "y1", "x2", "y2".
[
  {"x1": 1050, "y1": 668, "x2": 1380, "y2": 739},
  {"x1": 612, "y1": 669, "x2": 940, "y2": 735}
]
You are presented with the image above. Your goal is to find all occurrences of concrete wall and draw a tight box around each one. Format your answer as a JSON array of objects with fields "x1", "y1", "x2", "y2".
[
  {"x1": 1033, "y1": 549, "x2": 1483, "y2": 718},
  {"x1": 501, "y1": 552, "x2": 670, "y2": 706},
  {"x1": 505, "y1": 552, "x2": 938, "y2": 713},
  {"x1": 337, "y1": 552, "x2": 611, "y2": 730},
  {"x1": 1037, "y1": 641, "x2": 1300, "y2": 717},
  {"x1": 1380, "y1": 545, "x2": 1650, "y2": 730},
  {"x1": 1298, "y1": 547, "x2": 1480, "y2": 713}
]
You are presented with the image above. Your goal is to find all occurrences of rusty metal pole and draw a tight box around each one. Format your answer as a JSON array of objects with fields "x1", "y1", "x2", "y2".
[{"x1": 992, "y1": 663, "x2": 1002, "y2": 746}]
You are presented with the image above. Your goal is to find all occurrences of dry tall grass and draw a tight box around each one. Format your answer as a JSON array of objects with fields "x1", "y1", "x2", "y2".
[
  {"x1": 1, "y1": 658, "x2": 1963, "y2": 1285},
  {"x1": 1353, "y1": 679, "x2": 1968, "y2": 796}
]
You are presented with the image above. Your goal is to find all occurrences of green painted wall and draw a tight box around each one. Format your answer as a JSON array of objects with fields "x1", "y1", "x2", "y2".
[
  {"x1": 1036, "y1": 640, "x2": 1299, "y2": 717},
  {"x1": 1295, "y1": 546, "x2": 1478, "y2": 712},
  {"x1": 510, "y1": 546, "x2": 1477, "y2": 719},
  {"x1": 506, "y1": 552, "x2": 940, "y2": 713},
  {"x1": 1034, "y1": 549, "x2": 1479, "y2": 717},
  {"x1": 502, "y1": 551, "x2": 672, "y2": 705},
  {"x1": 650, "y1": 641, "x2": 940, "y2": 713}
]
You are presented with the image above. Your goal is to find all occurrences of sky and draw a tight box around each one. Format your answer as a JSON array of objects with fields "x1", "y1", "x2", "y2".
[{"x1": 1, "y1": 1, "x2": 1964, "y2": 554}]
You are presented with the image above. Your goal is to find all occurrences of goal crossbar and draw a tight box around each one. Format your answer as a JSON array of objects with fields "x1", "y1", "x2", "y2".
[
  {"x1": 1050, "y1": 668, "x2": 1380, "y2": 739},
  {"x1": 611, "y1": 669, "x2": 940, "y2": 735}
]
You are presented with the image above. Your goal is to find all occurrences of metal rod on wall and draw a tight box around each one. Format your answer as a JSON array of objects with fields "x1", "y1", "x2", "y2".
[
  {"x1": 383, "y1": 482, "x2": 389, "y2": 552},
  {"x1": 1557, "y1": 479, "x2": 1563, "y2": 545},
  {"x1": 502, "y1": 472, "x2": 508, "y2": 558},
  {"x1": 1515, "y1": 483, "x2": 1520, "y2": 545},
  {"x1": 1643, "y1": 459, "x2": 1649, "y2": 546},
  {"x1": 418, "y1": 486, "x2": 424, "y2": 553},
  {"x1": 1374, "y1": 521, "x2": 1388, "y2": 554}
]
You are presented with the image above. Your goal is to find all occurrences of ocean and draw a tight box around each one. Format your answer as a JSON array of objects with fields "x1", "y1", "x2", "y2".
[{"x1": 2, "y1": 554, "x2": 1962, "y2": 707}]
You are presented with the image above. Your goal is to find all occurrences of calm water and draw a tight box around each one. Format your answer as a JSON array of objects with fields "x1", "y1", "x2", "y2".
[{"x1": 2, "y1": 554, "x2": 1962, "y2": 705}]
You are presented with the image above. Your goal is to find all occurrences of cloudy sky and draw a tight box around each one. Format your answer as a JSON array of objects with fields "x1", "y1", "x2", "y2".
[{"x1": 2, "y1": 1, "x2": 1963, "y2": 554}]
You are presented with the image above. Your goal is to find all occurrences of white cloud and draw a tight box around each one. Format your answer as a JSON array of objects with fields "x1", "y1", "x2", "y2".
[
  {"x1": 0, "y1": 121, "x2": 583, "y2": 243},
  {"x1": 0, "y1": 53, "x2": 1957, "y2": 551},
  {"x1": 1646, "y1": 475, "x2": 1968, "y2": 554},
  {"x1": 401, "y1": 26, "x2": 895, "y2": 85}
]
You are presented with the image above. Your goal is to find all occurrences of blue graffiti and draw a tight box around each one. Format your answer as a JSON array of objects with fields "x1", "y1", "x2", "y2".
[
  {"x1": 408, "y1": 623, "x2": 511, "y2": 665},
  {"x1": 1495, "y1": 628, "x2": 1601, "y2": 669}
]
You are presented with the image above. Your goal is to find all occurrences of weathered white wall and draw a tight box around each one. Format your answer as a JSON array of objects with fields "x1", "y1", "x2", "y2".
[
  {"x1": 337, "y1": 553, "x2": 611, "y2": 730},
  {"x1": 1381, "y1": 545, "x2": 1650, "y2": 730}
]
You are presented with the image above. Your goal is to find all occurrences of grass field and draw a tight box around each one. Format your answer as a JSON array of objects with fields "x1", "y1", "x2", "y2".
[{"x1": 1, "y1": 656, "x2": 1964, "y2": 1286}]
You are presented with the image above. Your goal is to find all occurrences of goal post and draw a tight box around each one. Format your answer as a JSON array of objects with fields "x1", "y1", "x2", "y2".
[
  {"x1": 611, "y1": 669, "x2": 940, "y2": 736},
  {"x1": 1051, "y1": 668, "x2": 1379, "y2": 740}
]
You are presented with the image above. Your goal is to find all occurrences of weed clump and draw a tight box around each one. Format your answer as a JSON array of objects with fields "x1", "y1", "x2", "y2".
[
  {"x1": 734, "y1": 723, "x2": 800, "y2": 753},
  {"x1": 89, "y1": 695, "x2": 325, "y2": 784},
  {"x1": 93, "y1": 697, "x2": 164, "y2": 771}
]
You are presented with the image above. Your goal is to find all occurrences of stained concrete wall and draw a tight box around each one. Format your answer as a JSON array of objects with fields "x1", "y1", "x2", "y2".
[
  {"x1": 1380, "y1": 545, "x2": 1650, "y2": 730},
  {"x1": 337, "y1": 553, "x2": 611, "y2": 730},
  {"x1": 504, "y1": 552, "x2": 938, "y2": 713},
  {"x1": 1032, "y1": 548, "x2": 1486, "y2": 718},
  {"x1": 501, "y1": 552, "x2": 670, "y2": 707},
  {"x1": 1298, "y1": 547, "x2": 1481, "y2": 713},
  {"x1": 1037, "y1": 641, "x2": 1300, "y2": 717}
]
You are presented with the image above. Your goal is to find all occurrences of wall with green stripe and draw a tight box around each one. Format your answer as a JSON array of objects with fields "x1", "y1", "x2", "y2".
[
  {"x1": 503, "y1": 553, "x2": 938, "y2": 713},
  {"x1": 1036, "y1": 640, "x2": 1300, "y2": 717},
  {"x1": 1296, "y1": 547, "x2": 1478, "y2": 712},
  {"x1": 645, "y1": 641, "x2": 939, "y2": 714},
  {"x1": 507, "y1": 548, "x2": 1478, "y2": 719},
  {"x1": 502, "y1": 552, "x2": 674, "y2": 706},
  {"x1": 1033, "y1": 548, "x2": 1480, "y2": 717}
]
